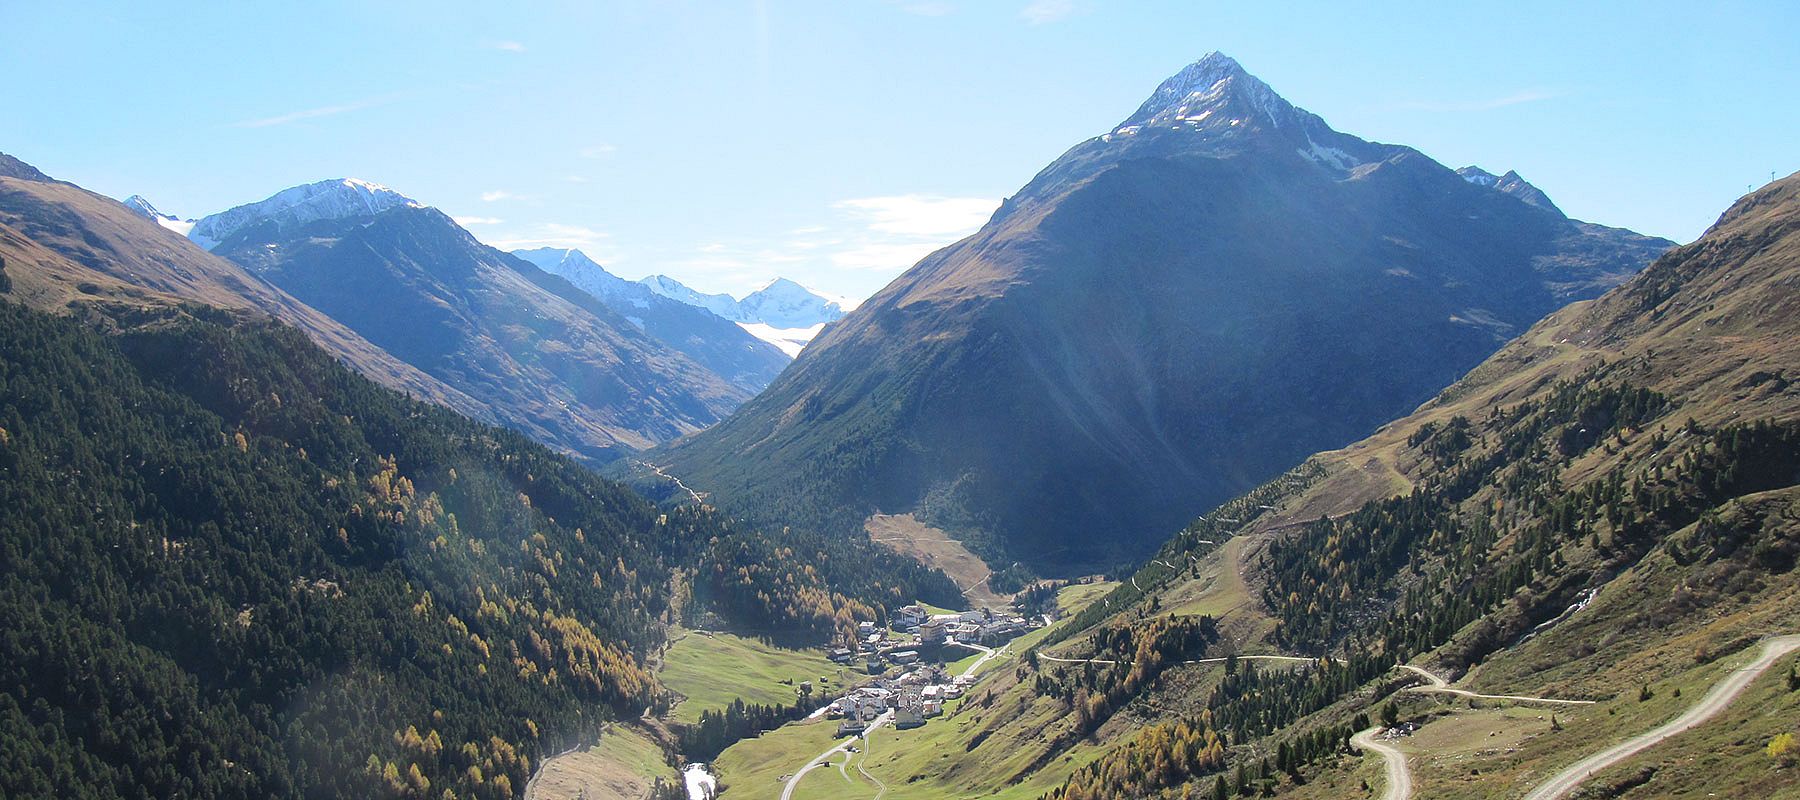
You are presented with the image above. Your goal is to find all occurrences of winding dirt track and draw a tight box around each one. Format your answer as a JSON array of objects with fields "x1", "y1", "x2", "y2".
[
  {"x1": 1521, "y1": 635, "x2": 1800, "y2": 800},
  {"x1": 1037, "y1": 653, "x2": 1318, "y2": 667},
  {"x1": 1351, "y1": 727, "x2": 1411, "y2": 800},
  {"x1": 1399, "y1": 664, "x2": 1596, "y2": 706}
]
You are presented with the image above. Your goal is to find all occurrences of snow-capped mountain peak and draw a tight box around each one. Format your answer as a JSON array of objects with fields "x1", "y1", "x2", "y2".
[
  {"x1": 122, "y1": 194, "x2": 165, "y2": 218},
  {"x1": 1101, "y1": 52, "x2": 1374, "y2": 174},
  {"x1": 187, "y1": 178, "x2": 422, "y2": 250},
  {"x1": 512, "y1": 246, "x2": 606, "y2": 276},
  {"x1": 1114, "y1": 51, "x2": 1297, "y2": 135},
  {"x1": 638, "y1": 274, "x2": 744, "y2": 320},
  {"x1": 738, "y1": 278, "x2": 849, "y2": 328},
  {"x1": 1457, "y1": 166, "x2": 1564, "y2": 216},
  {"x1": 119, "y1": 194, "x2": 197, "y2": 236}
]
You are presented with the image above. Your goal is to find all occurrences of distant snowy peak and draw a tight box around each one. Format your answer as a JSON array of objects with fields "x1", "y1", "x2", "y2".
[
  {"x1": 120, "y1": 194, "x2": 197, "y2": 236},
  {"x1": 511, "y1": 247, "x2": 638, "y2": 304},
  {"x1": 639, "y1": 274, "x2": 848, "y2": 353},
  {"x1": 188, "y1": 178, "x2": 421, "y2": 251},
  {"x1": 512, "y1": 247, "x2": 609, "y2": 279},
  {"x1": 1457, "y1": 166, "x2": 1564, "y2": 216},
  {"x1": 122, "y1": 194, "x2": 165, "y2": 218},
  {"x1": 738, "y1": 278, "x2": 849, "y2": 329},
  {"x1": 638, "y1": 274, "x2": 746, "y2": 320}
]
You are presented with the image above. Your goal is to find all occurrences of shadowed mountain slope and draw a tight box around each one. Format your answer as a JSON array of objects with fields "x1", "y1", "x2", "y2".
[
  {"x1": 0, "y1": 154, "x2": 489, "y2": 420},
  {"x1": 655, "y1": 53, "x2": 1673, "y2": 570}
]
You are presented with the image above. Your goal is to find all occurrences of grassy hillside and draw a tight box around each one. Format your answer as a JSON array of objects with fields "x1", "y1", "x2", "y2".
[{"x1": 659, "y1": 631, "x2": 848, "y2": 723}]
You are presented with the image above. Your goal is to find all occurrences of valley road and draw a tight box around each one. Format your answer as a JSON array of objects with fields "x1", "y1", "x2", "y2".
[
  {"x1": 779, "y1": 709, "x2": 892, "y2": 800},
  {"x1": 1521, "y1": 634, "x2": 1800, "y2": 800},
  {"x1": 1351, "y1": 727, "x2": 1410, "y2": 800}
]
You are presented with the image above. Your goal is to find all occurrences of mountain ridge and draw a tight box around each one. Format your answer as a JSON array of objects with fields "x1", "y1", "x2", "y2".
[
  {"x1": 509, "y1": 246, "x2": 790, "y2": 392},
  {"x1": 0, "y1": 152, "x2": 493, "y2": 421},
  {"x1": 203, "y1": 195, "x2": 750, "y2": 458},
  {"x1": 187, "y1": 177, "x2": 420, "y2": 250}
]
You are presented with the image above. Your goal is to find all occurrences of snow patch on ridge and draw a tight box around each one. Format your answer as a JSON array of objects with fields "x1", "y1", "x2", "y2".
[
  {"x1": 188, "y1": 178, "x2": 422, "y2": 251},
  {"x1": 736, "y1": 322, "x2": 825, "y2": 358}
]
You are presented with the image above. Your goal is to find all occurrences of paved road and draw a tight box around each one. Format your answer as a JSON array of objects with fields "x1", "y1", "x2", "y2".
[
  {"x1": 1351, "y1": 727, "x2": 1411, "y2": 800},
  {"x1": 779, "y1": 709, "x2": 893, "y2": 800},
  {"x1": 1399, "y1": 664, "x2": 1596, "y2": 706},
  {"x1": 1521, "y1": 634, "x2": 1800, "y2": 800},
  {"x1": 955, "y1": 642, "x2": 1006, "y2": 678}
]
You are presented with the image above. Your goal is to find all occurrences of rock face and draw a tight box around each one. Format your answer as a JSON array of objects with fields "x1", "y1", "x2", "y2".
[
  {"x1": 511, "y1": 247, "x2": 790, "y2": 393},
  {"x1": 654, "y1": 53, "x2": 1675, "y2": 571},
  {"x1": 201, "y1": 191, "x2": 753, "y2": 460}
]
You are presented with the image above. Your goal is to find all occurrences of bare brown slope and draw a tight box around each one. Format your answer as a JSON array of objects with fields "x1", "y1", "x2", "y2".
[
  {"x1": 0, "y1": 161, "x2": 491, "y2": 423},
  {"x1": 1261, "y1": 169, "x2": 1800, "y2": 528}
]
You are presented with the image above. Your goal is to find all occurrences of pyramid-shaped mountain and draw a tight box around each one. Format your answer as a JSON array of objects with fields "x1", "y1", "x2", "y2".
[{"x1": 654, "y1": 53, "x2": 1674, "y2": 570}]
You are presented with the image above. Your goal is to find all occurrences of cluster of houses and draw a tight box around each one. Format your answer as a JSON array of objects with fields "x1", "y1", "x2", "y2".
[
  {"x1": 816, "y1": 603, "x2": 1051, "y2": 735},
  {"x1": 888, "y1": 604, "x2": 1038, "y2": 648},
  {"x1": 826, "y1": 665, "x2": 975, "y2": 734},
  {"x1": 827, "y1": 606, "x2": 1042, "y2": 675}
]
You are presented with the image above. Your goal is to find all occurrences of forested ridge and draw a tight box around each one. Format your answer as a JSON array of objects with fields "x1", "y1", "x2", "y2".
[{"x1": 0, "y1": 298, "x2": 942, "y2": 798}]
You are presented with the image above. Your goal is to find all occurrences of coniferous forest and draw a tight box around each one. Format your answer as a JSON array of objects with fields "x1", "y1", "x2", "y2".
[{"x1": 0, "y1": 298, "x2": 946, "y2": 798}]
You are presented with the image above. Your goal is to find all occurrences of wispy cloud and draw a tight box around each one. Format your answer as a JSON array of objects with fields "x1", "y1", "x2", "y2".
[
  {"x1": 453, "y1": 216, "x2": 504, "y2": 226},
  {"x1": 1020, "y1": 0, "x2": 1073, "y2": 25},
  {"x1": 491, "y1": 40, "x2": 526, "y2": 53},
  {"x1": 485, "y1": 223, "x2": 611, "y2": 251},
  {"x1": 622, "y1": 195, "x2": 997, "y2": 300},
  {"x1": 579, "y1": 144, "x2": 618, "y2": 159},
  {"x1": 480, "y1": 190, "x2": 520, "y2": 202},
  {"x1": 833, "y1": 194, "x2": 999, "y2": 237},
  {"x1": 890, "y1": 0, "x2": 954, "y2": 15},
  {"x1": 1390, "y1": 89, "x2": 1563, "y2": 112},
  {"x1": 232, "y1": 95, "x2": 395, "y2": 128}
]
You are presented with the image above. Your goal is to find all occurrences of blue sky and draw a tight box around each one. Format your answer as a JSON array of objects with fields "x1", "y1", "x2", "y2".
[{"x1": 4, "y1": 1, "x2": 1796, "y2": 301}]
